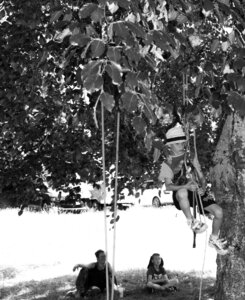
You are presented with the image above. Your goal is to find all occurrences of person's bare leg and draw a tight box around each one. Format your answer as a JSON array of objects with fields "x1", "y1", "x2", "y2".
[
  {"x1": 147, "y1": 282, "x2": 165, "y2": 291},
  {"x1": 176, "y1": 188, "x2": 192, "y2": 220},
  {"x1": 165, "y1": 278, "x2": 179, "y2": 288},
  {"x1": 205, "y1": 204, "x2": 223, "y2": 237}
]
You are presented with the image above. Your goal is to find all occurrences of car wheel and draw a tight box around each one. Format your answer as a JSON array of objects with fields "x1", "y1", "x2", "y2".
[{"x1": 152, "y1": 197, "x2": 160, "y2": 207}]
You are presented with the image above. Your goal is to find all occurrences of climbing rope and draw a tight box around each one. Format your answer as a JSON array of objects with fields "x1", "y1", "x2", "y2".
[
  {"x1": 182, "y1": 72, "x2": 188, "y2": 106},
  {"x1": 182, "y1": 71, "x2": 208, "y2": 300},
  {"x1": 101, "y1": 102, "x2": 120, "y2": 300},
  {"x1": 111, "y1": 111, "x2": 120, "y2": 300},
  {"x1": 101, "y1": 103, "x2": 109, "y2": 300},
  {"x1": 192, "y1": 128, "x2": 208, "y2": 300}
]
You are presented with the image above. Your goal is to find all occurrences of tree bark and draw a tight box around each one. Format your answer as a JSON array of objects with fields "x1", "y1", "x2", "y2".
[{"x1": 211, "y1": 113, "x2": 245, "y2": 300}]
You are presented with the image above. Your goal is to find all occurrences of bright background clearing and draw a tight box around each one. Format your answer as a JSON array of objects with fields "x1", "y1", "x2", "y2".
[{"x1": 0, "y1": 206, "x2": 217, "y2": 286}]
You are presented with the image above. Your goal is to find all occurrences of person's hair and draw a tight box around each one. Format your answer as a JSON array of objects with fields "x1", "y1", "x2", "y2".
[
  {"x1": 147, "y1": 253, "x2": 164, "y2": 269},
  {"x1": 95, "y1": 249, "x2": 105, "y2": 258}
]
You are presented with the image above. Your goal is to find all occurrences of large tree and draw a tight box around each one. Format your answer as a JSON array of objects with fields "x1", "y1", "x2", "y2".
[{"x1": 1, "y1": 0, "x2": 245, "y2": 299}]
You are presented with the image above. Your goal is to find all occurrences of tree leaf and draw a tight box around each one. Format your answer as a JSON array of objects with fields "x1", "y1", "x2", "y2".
[
  {"x1": 144, "y1": 132, "x2": 153, "y2": 152},
  {"x1": 54, "y1": 28, "x2": 72, "y2": 43},
  {"x1": 107, "y1": 23, "x2": 114, "y2": 40},
  {"x1": 121, "y1": 92, "x2": 138, "y2": 112},
  {"x1": 138, "y1": 81, "x2": 151, "y2": 99},
  {"x1": 143, "y1": 104, "x2": 157, "y2": 125},
  {"x1": 138, "y1": 86, "x2": 157, "y2": 125},
  {"x1": 210, "y1": 39, "x2": 220, "y2": 52},
  {"x1": 125, "y1": 72, "x2": 138, "y2": 89},
  {"x1": 105, "y1": 62, "x2": 122, "y2": 85},
  {"x1": 98, "y1": 0, "x2": 107, "y2": 5},
  {"x1": 153, "y1": 148, "x2": 161, "y2": 162},
  {"x1": 79, "y1": 3, "x2": 98, "y2": 19},
  {"x1": 76, "y1": 68, "x2": 83, "y2": 85},
  {"x1": 132, "y1": 116, "x2": 146, "y2": 134},
  {"x1": 86, "y1": 24, "x2": 100, "y2": 38},
  {"x1": 37, "y1": 50, "x2": 48, "y2": 67},
  {"x1": 107, "y1": 2, "x2": 119, "y2": 14},
  {"x1": 233, "y1": 58, "x2": 245, "y2": 71},
  {"x1": 100, "y1": 92, "x2": 115, "y2": 112},
  {"x1": 107, "y1": 47, "x2": 121, "y2": 63},
  {"x1": 152, "y1": 139, "x2": 164, "y2": 150},
  {"x1": 83, "y1": 75, "x2": 103, "y2": 92},
  {"x1": 82, "y1": 61, "x2": 104, "y2": 92},
  {"x1": 91, "y1": 7, "x2": 104, "y2": 23},
  {"x1": 63, "y1": 12, "x2": 73, "y2": 22},
  {"x1": 203, "y1": 0, "x2": 214, "y2": 11},
  {"x1": 227, "y1": 73, "x2": 241, "y2": 83},
  {"x1": 217, "y1": 0, "x2": 230, "y2": 6},
  {"x1": 176, "y1": 14, "x2": 188, "y2": 24},
  {"x1": 125, "y1": 22, "x2": 146, "y2": 38},
  {"x1": 50, "y1": 10, "x2": 63, "y2": 23},
  {"x1": 144, "y1": 32, "x2": 154, "y2": 46},
  {"x1": 135, "y1": 192, "x2": 140, "y2": 198},
  {"x1": 153, "y1": 31, "x2": 170, "y2": 51},
  {"x1": 237, "y1": 78, "x2": 245, "y2": 92},
  {"x1": 196, "y1": 73, "x2": 203, "y2": 87},
  {"x1": 90, "y1": 39, "x2": 105, "y2": 58},
  {"x1": 117, "y1": 0, "x2": 130, "y2": 9},
  {"x1": 236, "y1": 49, "x2": 245, "y2": 58},
  {"x1": 227, "y1": 91, "x2": 245, "y2": 117},
  {"x1": 70, "y1": 34, "x2": 91, "y2": 47},
  {"x1": 82, "y1": 60, "x2": 102, "y2": 77},
  {"x1": 113, "y1": 21, "x2": 130, "y2": 39},
  {"x1": 125, "y1": 48, "x2": 141, "y2": 65}
]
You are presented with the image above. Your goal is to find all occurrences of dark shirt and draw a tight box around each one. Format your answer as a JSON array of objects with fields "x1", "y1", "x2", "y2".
[
  {"x1": 147, "y1": 266, "x2": 166, "y2": 281},
  {"x1": 87, "y1": 263, "x2": 117, "y2": 291}
]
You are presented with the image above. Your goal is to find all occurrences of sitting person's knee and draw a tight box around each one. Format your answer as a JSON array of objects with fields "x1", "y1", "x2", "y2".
[{"x1": 169, "y1": 278, "x2": 179, "y2": 286}]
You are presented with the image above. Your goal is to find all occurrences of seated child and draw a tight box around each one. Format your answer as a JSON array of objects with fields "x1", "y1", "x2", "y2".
[{"x1": 146, "y1": 253, "x2": 179, "y2": 293}]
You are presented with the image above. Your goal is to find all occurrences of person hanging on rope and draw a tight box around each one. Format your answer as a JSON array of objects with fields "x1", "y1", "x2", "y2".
[{"x1": 158, "y1": 124, "x2": 228, "y2": 255}]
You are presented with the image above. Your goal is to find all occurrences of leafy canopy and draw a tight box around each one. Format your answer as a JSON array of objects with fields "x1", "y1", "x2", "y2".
[{"x1": 1, "y1": 0, "x2": 245, "y2": 204}]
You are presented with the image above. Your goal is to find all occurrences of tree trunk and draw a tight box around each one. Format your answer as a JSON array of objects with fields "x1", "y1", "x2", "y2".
[{"x1": 211, "y1": 113, "x2": 245, "y2": 300}]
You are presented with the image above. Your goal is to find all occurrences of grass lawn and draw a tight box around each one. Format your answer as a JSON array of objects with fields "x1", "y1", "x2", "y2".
[
  {"x1": 1, "y1": 268, "x2": 215, "y2": 300},
  {"x1": 0, "y1": 206, "x2": 217, "y2": 299}
]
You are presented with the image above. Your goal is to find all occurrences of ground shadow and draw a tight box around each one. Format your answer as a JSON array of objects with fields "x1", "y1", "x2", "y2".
[{"x1": 1, "y1": 269, "x2": 216, "y2": 300}]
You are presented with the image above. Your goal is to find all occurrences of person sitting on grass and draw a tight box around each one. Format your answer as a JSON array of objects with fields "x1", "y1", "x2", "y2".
[
  {"x1": 69, "y1": 249, "x2": 118, "y2": 298},
  {"x1": 146, "y1": 253, "x2": 179, "y2": 293},
  {"x1": 158, "y1": 124, "x2": 228, "y2": 255}
]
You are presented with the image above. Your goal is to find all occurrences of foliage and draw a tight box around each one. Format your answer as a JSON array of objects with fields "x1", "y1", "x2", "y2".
[{"x1": 1, "y1": 0, "x2": 245, "y2": 205}]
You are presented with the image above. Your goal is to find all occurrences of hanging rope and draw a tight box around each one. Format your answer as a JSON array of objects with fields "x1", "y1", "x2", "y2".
[
  {"x1": 192, "y1": 190, "x2": 197, "y2": 248},
  {"x1": 192, "y1": 128, "x2": 208, "y2": 300},
  {"x1": 182, "y1": 71, "x2": 189, "y2": 106},
  {"x1": 101, "y1": 102, "x2": 109, "y2": 300},
  {"x1": 111, "y1": 111, "x2": 120, "y2": 300},
  {"x1": 195, "y1": 189, "x2": 208, "y2": 300},
  {"x1": 183, "y1": 72, "x2": 187, "y2": 106},
  {"x1": 182, "y1": 70, "x2": 208, "y2": 300}
]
